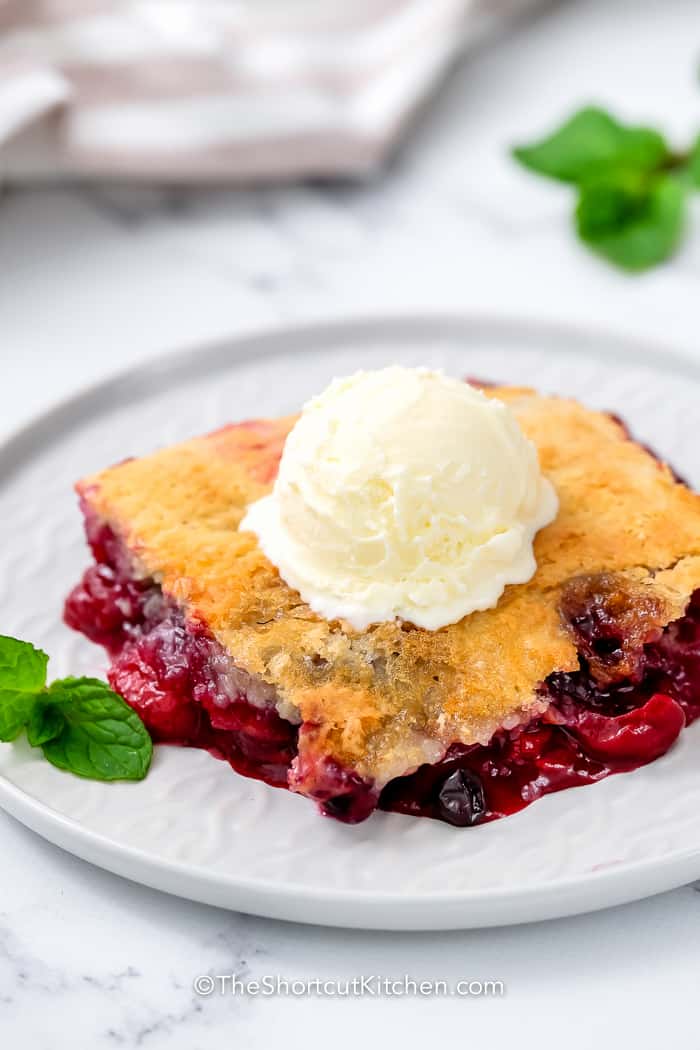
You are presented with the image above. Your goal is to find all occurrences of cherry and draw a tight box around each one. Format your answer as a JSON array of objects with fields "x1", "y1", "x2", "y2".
[{"x1": 570, "y1": 693, "x2": 685, "y2": 762}]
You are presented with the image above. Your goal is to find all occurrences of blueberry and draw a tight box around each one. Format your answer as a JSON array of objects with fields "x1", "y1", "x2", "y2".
[{"x1": 437, "y1": 769, "x2": 486, "y2": 827}]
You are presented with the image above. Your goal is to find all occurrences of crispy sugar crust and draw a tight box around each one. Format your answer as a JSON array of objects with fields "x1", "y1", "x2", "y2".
[{"x1": 79, "y1": 388, "x2": 700, "y2": 789}]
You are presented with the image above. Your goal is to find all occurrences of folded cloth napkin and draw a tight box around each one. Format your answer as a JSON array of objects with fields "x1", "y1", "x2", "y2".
[{"x1": 0, "y1": 0, "x2": 549, "y2": 182}]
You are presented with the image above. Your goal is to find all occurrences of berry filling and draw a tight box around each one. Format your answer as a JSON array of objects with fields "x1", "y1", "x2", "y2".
[
  {"x1": 64, "y1": 514, "x2": 298, "y2": 788},
  {"x1": 65, "y1": 514, "x2": 700, "y2": 827},
  {"x1": 381, "y1": 586, "x2": 700, "y2": 824}
]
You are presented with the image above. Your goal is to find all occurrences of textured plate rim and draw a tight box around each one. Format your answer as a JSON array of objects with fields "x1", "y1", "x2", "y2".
[{"x1": 3, "y1": 312, "x2": 700, "y2": 930}]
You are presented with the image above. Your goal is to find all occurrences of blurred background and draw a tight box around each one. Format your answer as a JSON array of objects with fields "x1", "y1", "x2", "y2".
[{"x1": 1, "y1": 0, "x2": 699, "y2": 432}]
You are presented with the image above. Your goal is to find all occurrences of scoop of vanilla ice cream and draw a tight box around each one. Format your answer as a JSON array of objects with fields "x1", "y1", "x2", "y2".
[{"x1": 240, "y1": 367, "x2": 558, "y2": 631}]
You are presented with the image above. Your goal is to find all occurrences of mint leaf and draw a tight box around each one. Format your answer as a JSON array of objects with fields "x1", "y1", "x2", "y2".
[
  {"x1": 26, "y1": 702, "x2": 66, "y2": 747},
  {"x1": 0, "y1": 691, "x2": 40, "y2": 741},
  {"x1": 0, "y1": 635, "x2": 48, "y2": 693},
  {"x1": 689, "y1": 134, "x2": 700, "y2": 188},
  {"x1": 513, "y1": 107, "x2": 669, "y2": 184},
  {"x1": 576, "y1": 172, "x2": 686, "y2": 271},
  {"x1": 0, "y1": 635, "x2": 48, "y2": 740},
  {"x1": 42, "y1": 678, "x2": 152, "y2": 781}
]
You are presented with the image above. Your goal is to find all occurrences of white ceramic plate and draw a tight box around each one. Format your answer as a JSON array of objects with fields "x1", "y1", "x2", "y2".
[{"x1": 3, "y1": 316, "x2": 700, "y2": 931}]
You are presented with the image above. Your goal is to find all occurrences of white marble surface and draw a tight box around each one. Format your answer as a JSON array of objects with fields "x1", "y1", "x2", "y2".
[{"x1": 2, "y1": 0, "x2": 700, "y2": 1046}]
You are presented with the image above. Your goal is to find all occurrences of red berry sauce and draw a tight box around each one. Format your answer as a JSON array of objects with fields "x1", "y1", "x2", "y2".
[{"x1": 65, "y1": 514, "x2": 700, "y2": 826}]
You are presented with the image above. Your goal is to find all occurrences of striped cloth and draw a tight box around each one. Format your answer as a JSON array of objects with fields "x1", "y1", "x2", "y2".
[{"x1": 0, "y1": 1, "x2": 548, "y2": 182}]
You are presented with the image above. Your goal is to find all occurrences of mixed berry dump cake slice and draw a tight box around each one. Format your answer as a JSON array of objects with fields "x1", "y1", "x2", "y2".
[{"x1": 65, "y1": 387, "x2": 700, "y2": 825}]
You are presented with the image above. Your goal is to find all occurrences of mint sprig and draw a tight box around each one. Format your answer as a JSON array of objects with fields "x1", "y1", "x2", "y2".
[
  {"x1": 0, "y1": 636, "x2": 152, "y2": 781},
  {"x1": 512, "y1": 106, "x2": 697, "y2": 271}
]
